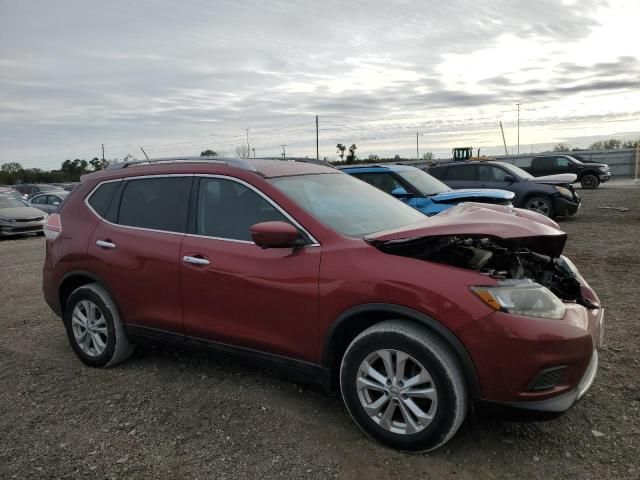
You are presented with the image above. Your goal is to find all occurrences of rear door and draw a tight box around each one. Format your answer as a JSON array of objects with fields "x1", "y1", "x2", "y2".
[
  {"x1": 179, "y1": 175, "x2": 321, "y2": 362},
  {"x1": 87, "y1": 175, "x2": 192, "y2": 334},
  {"x1": 442, "y1": 164, "x2": 478, "y2": 189}
]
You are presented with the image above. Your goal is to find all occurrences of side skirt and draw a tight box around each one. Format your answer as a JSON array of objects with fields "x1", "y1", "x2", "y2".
[{"x1": 125, "y1": 325, "x2": 331, "y2": 392}]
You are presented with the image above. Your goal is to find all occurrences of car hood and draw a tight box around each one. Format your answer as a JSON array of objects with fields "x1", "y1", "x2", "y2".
[
  {"x1": 365, "y1": 202, "x2": 566, "y2": 257},
  {"x1": 430, "y1": 188, "x2": 515, "y2": 203},
  {"x1": 0, "y1": 206, "x2": 47, "y2": 220},
  {"x1": 527, "y1": 173, "x2": 577, "y2": 185}
]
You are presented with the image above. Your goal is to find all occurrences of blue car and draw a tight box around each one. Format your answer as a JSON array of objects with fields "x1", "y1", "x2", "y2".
[{"x1": 341, "y1": 164, "x2": 514, "y2": 216}]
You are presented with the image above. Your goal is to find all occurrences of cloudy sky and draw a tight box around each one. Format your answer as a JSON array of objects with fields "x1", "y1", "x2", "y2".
[{"x1": 1, "y1": 0, "x2": 639, "y2": 168}]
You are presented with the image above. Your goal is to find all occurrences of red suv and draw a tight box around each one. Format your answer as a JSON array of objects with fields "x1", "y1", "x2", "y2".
[{"x1": 42, "y1": 157, "x2": 603, "y2": 451}]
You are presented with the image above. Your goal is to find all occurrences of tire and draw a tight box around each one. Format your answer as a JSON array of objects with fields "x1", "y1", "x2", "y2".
[
  {"x1": 63, "y1": 283, "x2": 134, "y2": 368},
  {"x1": 340, "y1": 320, "x2": 467, "y2": 452},
  {"x1": 523, "y1": 196, "x2": 554, "y2": 217},
  {"x1": 580, "y1": 174, "x2": 600, "y2": 189}
]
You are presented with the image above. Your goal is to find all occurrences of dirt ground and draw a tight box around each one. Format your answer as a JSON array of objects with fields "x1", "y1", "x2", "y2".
[{"x1": 1, "y1": 180, "x2": 639, "y2": 480}]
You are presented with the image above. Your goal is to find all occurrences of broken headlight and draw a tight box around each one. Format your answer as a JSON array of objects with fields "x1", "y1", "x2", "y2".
[{"x1": 471, "y1": 280, "x2": 566, "y2": 319}]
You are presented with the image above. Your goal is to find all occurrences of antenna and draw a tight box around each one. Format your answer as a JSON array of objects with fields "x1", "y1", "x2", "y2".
[
  {"x1": 499, "y1": 122, "x2": 508, "y2": 155},
  {"x1": 140, "y1": 147, "x2": 149, "y2": 160}
]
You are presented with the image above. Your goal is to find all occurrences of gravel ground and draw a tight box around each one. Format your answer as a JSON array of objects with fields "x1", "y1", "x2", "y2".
[{"x1": 1, "y1": 180, "x2": 639, "y2": 479}]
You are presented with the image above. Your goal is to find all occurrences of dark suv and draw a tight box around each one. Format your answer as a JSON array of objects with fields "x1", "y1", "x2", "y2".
[
  {"x1": 524, "y1": 155, "x2": 610, "y2": 189},
  {"x1": 428, "y1": 160, "x2": 581, "y2": 218},
  {"x1": 42, "y1": 157, "x2": 602, "y2": 452}
]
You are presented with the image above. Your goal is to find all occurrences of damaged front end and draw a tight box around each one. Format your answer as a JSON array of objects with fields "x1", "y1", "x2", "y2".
[{"x1": 365, "y1": 203, "x2": 598, "y2": 310}]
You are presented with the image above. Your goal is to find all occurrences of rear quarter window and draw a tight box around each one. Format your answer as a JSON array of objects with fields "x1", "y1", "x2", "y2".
[
  {"x1": 448, "y1": 165, "x2": 477, "y2": 180},
  {"x1": 428, "y1": 166, "x2": 448, "y2": 180},
  {"x1": 87, "y1": 181, "x2": 121, "y2": 218}
]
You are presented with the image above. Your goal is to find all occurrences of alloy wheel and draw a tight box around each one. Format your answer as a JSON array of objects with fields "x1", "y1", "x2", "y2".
[
  {"x1": 71, "y1": 300, "x2": 108, "y2": 357},
  {"x1": 527, "y1": 199, "x2": 551, "y2": 216},
  {"x1": 356, "y1": 349, "x2": 438, "y2": 435}
]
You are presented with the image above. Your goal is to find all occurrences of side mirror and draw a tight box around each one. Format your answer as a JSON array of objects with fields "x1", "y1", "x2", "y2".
[
  {"x1": 503, "y1": 175, "x2": 515, "y2": 183},
  {"x1": 250, "y1": 221, "x2": 301, "y2": 249},
  {"x1": 391, "y1": 186, "x2": 412, "y2": 198}
]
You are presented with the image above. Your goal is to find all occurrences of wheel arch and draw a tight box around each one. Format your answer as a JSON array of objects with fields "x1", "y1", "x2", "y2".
[
  {"x1": 59, "y1": 270, "x2": 118, "y2": 317},
  {"x1": 321, "y1": 303, "x2": 481, "y2": 399}
]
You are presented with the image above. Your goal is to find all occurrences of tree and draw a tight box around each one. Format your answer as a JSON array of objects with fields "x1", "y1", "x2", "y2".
[
  {"x1": 394, "y1": 154, "x2": 401, "y2": 160},
  {"x1": 200, "y1": 149, "x2": 218, "y2": 157},
  {"x1": 368, "y1": 154, "x2": 380, "y2": 161},
  {"x1": 336, "y1": 143, "x2": 346, "y2": 161},
  {"x1": 235, "y1": 145, "x2": 251, "y2": 159},
  {"x1": 89, "y1": 157, "x2": 110, "y2": 171},
  {"x1": 346, "y1": 144, "x2": 357, "y2": 164},
  {"x1": 61, "y1": 159, "x2": 89, "y2": 181},
  {"x1": 622, "y1": 139, "x2": 640, "y2": 148},
  {"x1": 422, "y1": 152, "x2": 434, "y2": 161},
  {"x1": 1, "y1": 162, "x2": 22, "y2": 174},
  {"x1": 589, "y1": 139, "x2": 622, "y2": 150},
  {"x1": 553, "y1": 143, "x2": 571, "y2": 152}
]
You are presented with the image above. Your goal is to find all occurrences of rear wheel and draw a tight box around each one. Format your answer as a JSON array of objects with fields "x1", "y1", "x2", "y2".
[
  {"x1": 340, "y1": 320, "x2": 467, "y2": 452},
  {"x1": 523, "y1": 196, "x2": 554, "y2": 217},
  {"x1": 580, "y1": 174, "x2": 600, "y2": 189},
  {"x1": 64, "y1": 283, "x2": 134, "y2": 367}
]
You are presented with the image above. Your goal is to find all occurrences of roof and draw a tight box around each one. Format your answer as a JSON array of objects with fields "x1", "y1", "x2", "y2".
[{"x1": 83, "y1": 156, "x2": 339, "y2": 182}]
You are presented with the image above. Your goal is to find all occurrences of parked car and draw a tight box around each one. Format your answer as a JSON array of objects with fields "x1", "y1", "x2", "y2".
[
  {"x1": 0, "y1": 193, "x2": 47, "y2": 236},
  {"x1": 341, "y1": 164, "x2": 514, "y2": 216},
  {"x1": 43, "y1": 157, "x2": 602, "y2": 452},
  {"x1": 522, "y1": 155, "x2": 610, "y2": 189},
  {"x1": 28, "y1": 191, "x2": 68, "y2": 214},
  {"x1": 428, "y1": 160, "x2": 581, "y2": 218},
  {"x1": 13, "y1": 183, "x2": 66, "y2": 199}
]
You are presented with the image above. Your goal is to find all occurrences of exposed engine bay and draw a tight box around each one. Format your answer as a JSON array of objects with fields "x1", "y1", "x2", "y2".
[{"x1": 375, "y1": 235, "x2": 597, "y2": 308}]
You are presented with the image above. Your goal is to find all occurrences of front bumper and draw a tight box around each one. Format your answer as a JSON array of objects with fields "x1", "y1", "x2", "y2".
[
  {"x1": 0, "y1": 221, "x2": 44, "y2": 236},
  {"x1": 599, "y1": 173, "x2": 611, "y2": 182},
  {"x1": 553, "y1": 195, "x2": 580, "y2": 216}
]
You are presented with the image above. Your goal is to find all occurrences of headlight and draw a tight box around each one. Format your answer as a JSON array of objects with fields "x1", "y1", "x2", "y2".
[
  {"x1": 599, "y1": 166, "x2": 608, "y2": 172},
  {"x1": 471, "y1": 281, "x2": 566, "y2": 319},
  {"x1": 554, "y1": 186, "x2": 573, "y2": 198}
]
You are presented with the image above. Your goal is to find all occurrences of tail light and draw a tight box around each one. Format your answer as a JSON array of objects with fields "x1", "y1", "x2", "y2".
[{"x1": 44, "y1": 213, "x2": 62, "y2": 240}]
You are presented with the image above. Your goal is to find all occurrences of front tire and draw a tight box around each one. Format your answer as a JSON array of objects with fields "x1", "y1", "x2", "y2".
[
  {"x1": 64, "y1": 283, "x2": 134, "y2": 367},
  {"x1": 523, "y1": 196, "x2": 554, "y2": 217},
  {"x1": 340, "y1": 320, "x2": 467, "y2": 452},
  {"x1": 580, "y1": 174, "x2": 600, "y2": 189}
]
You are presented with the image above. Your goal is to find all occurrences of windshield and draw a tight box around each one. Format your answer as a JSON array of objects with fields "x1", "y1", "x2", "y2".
[
  {"x1": 501, "y1": 163, "x2": 533, "y2": 179},
  {"x1": 0, "y1": 196, "x2": 28, "y2": 208},
  {"x1": 271, "y1": 173, "x2": 425, "y2": 237},
  {"x1": 395, "y1": 168, "x2": 450, "y2": 196}
]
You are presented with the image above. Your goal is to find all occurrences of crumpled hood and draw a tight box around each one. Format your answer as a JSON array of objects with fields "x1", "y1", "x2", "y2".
[
  {"x1": 365, "y1": 202, "x2": 566, "y2": 257},
  {"x1": 528, "y1": 173, "x2": 577, "y2": 185},
  {"x1": 0, "y1": 206, "x2": 46, "y2": 220},
  {"x1": 430, "y1": 188, "x2": 515, "y2": 203}
]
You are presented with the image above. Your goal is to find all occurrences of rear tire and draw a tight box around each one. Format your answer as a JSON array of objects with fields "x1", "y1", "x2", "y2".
[
  {"x1": 580, "y1": 174, "x2": 600, "y2": 189},
  {"x1": 523, "y1": 196, "x2": 554, "y2": 217},
  {"x1": 64, "y1": 283, "x2": 134, "y2": 367},
  {"x1": 339, "y1": 320, "x2": 467, "y2": 452}
]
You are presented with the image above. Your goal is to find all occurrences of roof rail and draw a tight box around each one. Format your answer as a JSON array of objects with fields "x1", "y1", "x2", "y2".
[
  {"x1": 106, "y1": 156, "x2": 258, "y2": 172},
  {"x1": 256, "y1": 157, "x2": 336, "y2": 169}
]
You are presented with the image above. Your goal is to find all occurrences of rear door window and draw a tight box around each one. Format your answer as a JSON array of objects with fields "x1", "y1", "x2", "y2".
[
  {"x1": 88, "y1": 181, "x2": 122, "y2": 218},
  {"x1": 352, "y1": 172, "x2": 404, "y2": 194},
  {"x1": 429, "y1": 166, "x2": 449, "y2": 180},
  {"x1": 117, "y1": 177, "x2": 192, "y2": 233},
  {"x1": 196, "y1": 177, "x2": 289, "y2": 241},
  {"x1": 449, "y1": 165, "x2": 477, "y2": 180}
]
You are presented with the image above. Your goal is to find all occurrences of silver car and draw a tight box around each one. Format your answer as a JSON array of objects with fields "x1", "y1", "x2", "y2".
[
  {"x1": 28, "y1": 191, "x2": 68, "y2": 214},
  {"x1": 0, "y1": 194, "x2": 48, "y2": 236}
]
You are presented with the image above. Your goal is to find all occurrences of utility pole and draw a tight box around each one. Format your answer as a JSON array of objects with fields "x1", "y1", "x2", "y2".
[
  {"x1": 499, "y1": 121, "x2": 508, "y2": 155},
  {"x1": 101, "y1": 144, "x2": 105, "y2": 161},
  {"x1": 245, "y1": 129, "x2": 250, "y2": 153},
  {"x1": 316, "y1": 115, "x2": 319, "y2": 160},
  {"x1": 281, "y1": 144, "x2": 287, "y2": 159},
  {"x1": 416, "y1": 131, "x2": 420, "y2": 160},
  {"x1": 516, "y1": 103, "x2": 520, "y2": 155},
  {"x1": 252, "y1": 147, "x2": 256, "y2": 159}
]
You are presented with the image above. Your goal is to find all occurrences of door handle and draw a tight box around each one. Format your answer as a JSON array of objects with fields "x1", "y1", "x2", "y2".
[
  {"x1": 96, "y1": 240, "x2": 116, "y2": 249},
  {"x1": 183, "y1": 255, "x2": 210, "y2": 266}
]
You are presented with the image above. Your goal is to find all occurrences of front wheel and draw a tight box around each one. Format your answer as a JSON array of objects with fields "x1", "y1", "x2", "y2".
[
  {"x1": 340, "y1": 320, "x2": 468, "y2": 452},
  {"x1": 523, "y1": 196, "x2": 554, "y2": 217},
  {"x1": 580, "y1": 174, "x2": 600, "y2": 189}
]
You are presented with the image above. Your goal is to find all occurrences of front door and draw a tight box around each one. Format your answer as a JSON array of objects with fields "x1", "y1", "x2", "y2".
[{"x1": 180, "y1": 176, "x2": 321, "y2": 362}]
